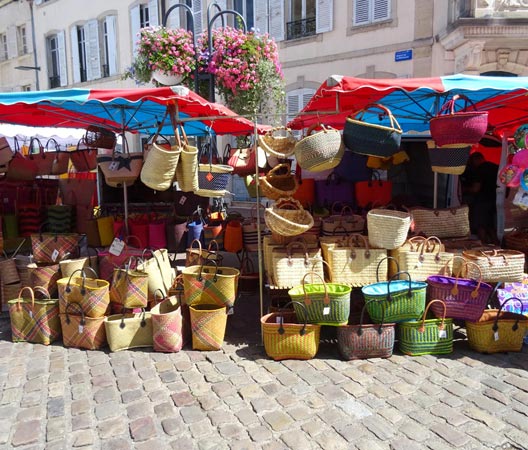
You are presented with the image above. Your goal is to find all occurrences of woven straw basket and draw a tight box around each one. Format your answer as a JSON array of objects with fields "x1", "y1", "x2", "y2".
[
  {"x1": 367, "y1": 209, "x2": 411, "y2": 250},
  {"x1": 294, "y1": 125, "x2": 344, "y2": 172},
  {"x1": 264, "y1": 198, "x2": 314, "y2": 237},
  {"x1": 426, "y1": 141, "x2": 471, "y2": 176},
  {"x1": 259, "y1": 163, "x2": 298, "y2": 200},
  {"x1": 189, "y1": 304, "x2": 227, "y2": 351},
  {"x1": 258, "y1": 126, "x2": 297, "y2": 158},
  {"x1": 462, "y1": 249, "x2": 525, "y2": 283},
  {"x1": 409, "y1": 205, "x2": 470, "y2": 239}
]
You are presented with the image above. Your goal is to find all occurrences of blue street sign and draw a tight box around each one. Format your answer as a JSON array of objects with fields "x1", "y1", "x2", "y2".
[{"x1": 395, "y1": 49, "x2": 413, "y2": 62}]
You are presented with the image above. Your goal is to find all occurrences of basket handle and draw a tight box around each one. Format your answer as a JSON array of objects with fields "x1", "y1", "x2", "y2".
[
  {"x1": 388, "y1": 271, "x2": 412, "y2": 301},
  {"x1": 207, "y1": 239, "x2": 220, "y2": 253},
  {"x1": 15, "y1": 286, "x2": 35, "y2": 312},
  {"x1": 188, "y1": 238, "x2": 203, "y2": 253},
  {"x1": 276, "y1": 197, "x2": 303, "y2": 211},
  {"x1": 198, "y1": 257, "x2": 219, "y2": 283},
  {"x1": 438, "y1": 94, "x2": 479, "y2": 116},
  {"x1": 359, "y1": 298, "x2": 388, "y2": 334},
  {"x1": 65, "y1": 302, "x2": 85, "y2": 327},
  {"x1": 348, "y1": 234, "x2": 371, "y2": 260},
  {"x1": 448, "y1": 256, "x2": 483, "y2": 299},
  {"x1": 301, "y1": 271, "x2": 329, "y2": 306},
  {"x1": 267, "y1": 162, "x2": 292, "y2": 178},
  {"x1": 418, "y1": 236, "x2": 444, "y2": 263},
  {"x1": 267, "y1": 126, "x2": 294, "y2": 139},
  {"x1": 419, "y1": 299, "x2": 447, "y2": 333},
  {"x1": 277, "y1": 301, "x2": 308, "y2": 336},
  {"x1": 65, "y1": 268, "x2": 88, "y2": 297},
  {"x1": 354, "y1": 103, "x2": 402, "y2": 133},
  {"x1": 493, "y1": 297, "x2": 526, "y2": 335},
  {"x1": 376, "y1": 256, "x2": 400, "y2": 282}
]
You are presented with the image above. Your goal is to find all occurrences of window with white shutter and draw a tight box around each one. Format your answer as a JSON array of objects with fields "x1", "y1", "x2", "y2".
[
  {"x1": 269, "y1": 0, "x2": 284, "y2": 42},
  {"x1": 57, "y1": 31, "x2": 68, "y2": 87},
  {"x1": 193, "y1": 0, "x2": 203, "y2": 37},
  {"x1": 7, "y1": 26, "x2": 17, "y2": 59},
  {"x1": 103, "y1": 15, "x2": 118, "y2": 77},
  {"x1": 86, "y1": 20, "x2": 101, "y2": 81},
  {"x1": 165, "y1": 0, "x2": 181, "y2": 28},
  {"x1": 287, "y1": 88, "x2": 316, "y2": 138},
  {"x1": 70, "y1": 26, "x2": 81, "y2": 84},
  {"x1": 353, "y1": 0, "x2": 391, "y2": 26},
  {"x1": 17, "y1": 25, "x2": 28, "y2": 56},
  {"x1": 254, "y1": 0, "x2": 268, "y2": 34},
  {"x1": 130, "y1": 5, "x2": 140, "y2": 54}
]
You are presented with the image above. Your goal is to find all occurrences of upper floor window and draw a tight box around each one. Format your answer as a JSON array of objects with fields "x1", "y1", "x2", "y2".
[
  {"x1": 77, "y1": 26, "x2": 88, "y2": 82},
  {"x1": 234, "y1": 0, "x2": 254, "y2": 30},
  {"x1": 101, "y1": 16, "x2": 118, "y2": 78},
  {"x1": 353, "y1": 0, "x2": 391, "y2": 26},
  {"x1": 46, "y1": 31, "x2": 67, "y2": 88},
  {"x1": 17, "y1": 25, "x2": 28, "y2": 55},
  {"x1": 131, "y1": 1, "x2": 159, "y2": 53},
  {"x1": 140, "y1": 4, "x2": 151, "y2": 27},
  {"x1": 0, "y1": 34, "x2": 7, "y2": 61},
  {"x1": 287, "y1": 0, "x2": 316, "y2": 40}
]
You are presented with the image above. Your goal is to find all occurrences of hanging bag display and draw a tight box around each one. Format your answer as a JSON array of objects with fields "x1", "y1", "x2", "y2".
[
  {"x1": 57, "y1": 267, "x2": 110, "y2": 318},
  {"x1": 0, "y1": 136, "x2": 13, "y2": 168},
  {"x1": 264, "y1": 198, "x2": 314, "y2": 238},
  {"x1": 258, "y1": 126, "x2": 297, "y2": 159},
  {"x1": 336, "y1": 299, "x2": 396, "y2": 360},
  {"x1": 315, "y1": 172, "x2": 355, "y2": 209},
  {"x1": 362, "y1": 271, "x2": 427, "y2": 323},
  {"x1": 343, "y1": 104, "x2": 402, "y2": 157},
  {"x1": 429, "y1": 94, "x2": 488, "y2": 146},
  {"x1": 261, "y1": 301, "x2": 321, "y2": 361},
  {"x1": 355, "y1": 171, "x2": 393, "y2": 209},
  {"x1": 70, "y1": 137, "x2": 98, "y2": 172},
  {"x1": 465, "y1": 297, "x2": 528, "y2": 354},
  {"x1": 60, "y1": 302, "x2": 107, "y2": 350},
  {"x1": 398, "y1": 299, "x2": 454, "y2": 356},
  {"x1": 225, "y1": 138, "x2": 257, "y2": 177},
  {"x1": 45, "y1": 138, "x2": 70, "y2": 175},
  {"x1": 334, "y1": 149, "x2": 372, "y2": 183},
  {"x1": 27, "y1": 137, "x2": 55, "y2": 176},
  {"x1": 84, "y1": 125, "x2": 116, "y2": 149},
  {"x1": 426, "y1": 140, "x2": 471, "y2": 175},
  {"x1": 8, "y1": 286, "x2": 61, "y2": 345},
  {"x1": 409, "y1": 205, "x2": 470, "y2": 239},
  {"x1": 294, "y1": 124, "x2": 344, "y2": 172},
  {"x1": 141, "y1": 106, "x2": 182, "y2": 191},
  {"x1": 97, "y1": 135, "x2": 143, "y2": 188},
  {"x1": 175, "y1": 126, "x2": 199, "y2": 192},
  {"x1": 6, "y1": 138, "x2": 38, "y2": 181},
  {"x1": 196, "y1": 136, "x2": 233, "y2": 198},
  {"x1": 259, "y1": 163, "x2": 298, "y2": 200}
]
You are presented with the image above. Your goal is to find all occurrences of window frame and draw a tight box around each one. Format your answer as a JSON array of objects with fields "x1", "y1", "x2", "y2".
[
  {"x1": 46, "y1": 34, "x2": 60, "y2": 88},
  {"x1": 353, "y1": 0, "x2": 391, "y2": 27},
  {"x1": 0, "y1": 33, "x2": 7, "y2": 61},
  {"x1": 17, "y1": 25, "x2": 28, "y2": 56}
]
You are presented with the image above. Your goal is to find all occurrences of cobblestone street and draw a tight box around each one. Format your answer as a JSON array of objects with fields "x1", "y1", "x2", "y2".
[{"x1": 0, "y1": 292, "x2": 527, "y2": 450}]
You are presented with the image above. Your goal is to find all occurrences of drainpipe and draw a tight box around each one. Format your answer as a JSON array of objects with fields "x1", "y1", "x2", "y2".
[{"x1": 28, "y1": 0, "x2": 40, "y2": 90}]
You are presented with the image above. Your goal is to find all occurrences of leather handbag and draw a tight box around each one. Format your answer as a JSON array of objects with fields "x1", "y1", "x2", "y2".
[
  {"x1": 6, "y1": 138, "x2": 38, "y2": 181},
  {"x1": 70, "y1": 137, "x2": 98, "y2": 172},
  {"x1": 225, "y1": 141, "x2": 257, "y2": 176},
  {"x1": 355, "y1": 172, "x2": 393, "y2": 208},
  {"x1": 45, "y1": 138, "x2": 70, "y2": 175}
]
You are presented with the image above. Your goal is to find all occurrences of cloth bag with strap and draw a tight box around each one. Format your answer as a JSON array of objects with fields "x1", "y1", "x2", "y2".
[
  {"x1": 97, "y1": 135, "x2": 143, "y2": 188},
  {"x1": 109, "y1": 257, "x2": 149, "y2": 309}
]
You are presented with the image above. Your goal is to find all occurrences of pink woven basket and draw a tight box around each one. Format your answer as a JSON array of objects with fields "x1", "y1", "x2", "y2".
[{"x1": 429, "y1": 94, "x2": 488, "y2": 146}]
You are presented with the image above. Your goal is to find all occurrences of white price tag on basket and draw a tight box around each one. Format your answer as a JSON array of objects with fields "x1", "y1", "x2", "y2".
[
  {"x1": 109, "y1": 238, "x2": 125, "y2": 256},
  {"x1": 51, "y1": 249, "x2": 59, "y2": 262},
  {"x1": 108, "y1": 161, "x2": 119, "y2": 171},
  {"x1": 438, "y1": 329, "x2": 447, "y2": 339},
  {"x1": 323, "y1": 307, "x2": 330, "y2": 316},
  {"x1": 179, "y1": 195, "x2": 187, "y2": 205},
  {"x1": 494, "y1": 331, "x2": 500, "y2": 341},
  {"x1": 78, "y1": 324, "x2": 84, "y2": 334}
]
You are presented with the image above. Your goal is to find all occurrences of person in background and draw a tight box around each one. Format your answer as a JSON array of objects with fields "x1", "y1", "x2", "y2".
[{"x1": 461, "y1": 152, "x2": 499, "y2": 244}]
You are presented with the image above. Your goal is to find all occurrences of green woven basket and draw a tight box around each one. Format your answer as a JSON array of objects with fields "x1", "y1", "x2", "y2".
[
  {"x1": 398, "y1": 300, "x2": 454, "y2": 356},
  {"x1": 288, "y1": 272, "x2": 351, "y2": 326},
  {"x1": 361, "y1": 271, "x2": 427, "y2": 323}
]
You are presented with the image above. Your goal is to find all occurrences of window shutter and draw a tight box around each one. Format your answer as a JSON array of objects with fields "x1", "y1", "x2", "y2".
[
  {"x1": 130, "y1": 5, "x2": 140, "y2": 54},
  {"x1": 149, "y1": 0, "x2": 159, "y2": 26},
  {"x1": 105, "y1": 16, "x2": 118, "y2": 76},
  {"x1": 85, "y1": 20, "x2": 101, "y2": 80},
  {"x1": 165, "y1": 0, "x2": 181, "y2": 28},
  {"x1": 269, "y1": 0, "x2": 284, "y2": 42},
  {"x1": 316, "y1": 0, "x2": 333, "y2": 34},
  {"x1": 7, "y1": 26, "x2": 16, "y2": 59},
  {"x1": 254, "y1": 1, "x2": 268, "y2": 34},
  {"x1": 302, "y1": 90, "x2": 314, "y2": 109},
  {"x1": 287, "y1": 91, "x2": 301, "y2": 138},
  {"x1": 373, "y1": 0, "x2": 390, "y2": 21},
  {"x1": 353, "y1": 0, "x2": 370, "y2": 25},
  {"x1": 70, "y1": 26, "x2": 81, "y2": 84},
  {"x1": 57, "y1": 30, "x2": 68, "y2": 87},
  {"x1": 193, "y1": 0, "x2": 203, "y2": 36}
]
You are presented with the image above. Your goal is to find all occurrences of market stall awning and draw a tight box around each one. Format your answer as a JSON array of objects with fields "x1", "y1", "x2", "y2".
[
  {"x1": 0, "y1": 86, "x2": 266, "y2": 136},
  {"x1": 287, "y1": 74, "x2": 528, "y2": 138}
]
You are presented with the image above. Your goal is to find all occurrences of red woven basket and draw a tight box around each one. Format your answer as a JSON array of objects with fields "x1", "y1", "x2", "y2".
[{"x1": 429, "y1": 94, "x2": 488, "y2": 146}]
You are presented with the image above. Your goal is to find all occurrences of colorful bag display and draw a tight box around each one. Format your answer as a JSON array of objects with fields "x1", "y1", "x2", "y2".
[
  {"x1": 8, "y1": 286, "x2": 61, "y2": 345},
  {"x1": 6, "y1": 139, "x2": 38, "y2": 181},
  {"x1": 185, "y1": 239, "x2": 223, "y2": 267},
  {"x1": 104, "y1": 311, "x2": 153, "y2": 352},
  {"x1": 60, "y1": 302, "x2": 107, "y2": 350},
  {"x1": 294, "y1": 124, "x2": 343, "y2": 172},
  {"x1": 109, "y1": 261, "x2": 149, "y2": 309},
  {"x1": 69, "y1": 137, "x2": 98, "y2": 172},
  {"x1": 44, "y1": 138, "x2": 70, "y2": 175},
  {"x1": 270, "y1": 241, "x2": 324, "y2": 288},
  {"x1": 261, "y1": 301, "x2": 321, "y2": 361},
  {"x1": 367, "y1": 208, "x2": 411, "y2": 250},
  {"x1": 150, "y1": 291, "x2": 184, "y2": 353},
  {"x1": 97, "y1": 137, "x2": 143, "y2": 188},
  {"x1": 409, "y1": 205, "x2": 470, "y2": 239},
  {"x1": 57, "y1": 268, "x2": 110, "y2": 318},
  {"x1": 28, "y1": 263, "x2": 61, "y2": 297},
  {"x1": 462, "y1": 249, "x2": 525, "y2": 283},
  {"x1": 137, "y1": 249, "x2": 175, "y2": 299},
  {"x1": 225, "y1": 141, "x2": 257, "y2": 177},
  {"x1": 31, "y1": 232, "x2": 80, "y2": 264},
  {"x1": 223, "y1": 219, "x2": 243, "y2": 253}
]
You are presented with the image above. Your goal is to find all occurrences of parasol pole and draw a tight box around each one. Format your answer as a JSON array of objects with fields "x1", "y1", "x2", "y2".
[
  {"x1": 254, "y1": 115, "x2": 264, "y2": 345},
  {"x1": 433, "y1": 172, "x2": 438, "y2": 209}
]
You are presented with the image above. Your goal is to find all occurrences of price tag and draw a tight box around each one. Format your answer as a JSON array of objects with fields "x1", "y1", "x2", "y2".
[
  {"x1": 438, "y1": 329, "x2": 447, "y2": 339},
  {"x1": 29, "y1": 310, "x2": 33, "y2": 319},
  {"x1": 109, "y1": 238, "x2": 125, "y2": 256},
  {"x1": 179, "y1": 195, "x2": 187, "y2": 205},
  {"x1": 51, "y1": 249, "x2": 60, "y2": 262},
  {"x1": 227, "y1": 306, "x2": 235, "y2": 316},
  {"x1": 494, "y1": 331, "x2": 499, "y2": 341},
  {"x1": 323, "y1": 307, "x2": 330, "y2": 316},
  {"x1": 275, "y1": 317, "x2": 282, "y2": 324},
  {"x1": 78, "y1": 324, "x2": 84, "y2": 334},
  {"x1": 108, "y1": 161, "x2": 119, "y2": 171}
]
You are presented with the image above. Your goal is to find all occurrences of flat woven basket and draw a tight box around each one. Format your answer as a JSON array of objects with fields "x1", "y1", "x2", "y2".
[
  {"x1": 465, "y1": 298, "x2": 528, "y2": 354},
  {"x1": 462, "y1": 249, "x2": 525, "y2": 283},
  {"x1": 429, "y1": 94, "x2": 488, "y2": 146},
  {"x1": 259, "y1": 163, "x2": 298, "y2": 200},
  {"x1": 294, "y1": 125, "x2": 344, "y2": 172},
  {"x1": 264, "y1": 198, "x2": 314, "y2": 237},
  {"x1": 367, "y1": 209, "x2": 411, "y2": 250},
  {"x1": 336, "y1": 299, "x2": 396, "y2": 360},
  {"x1": 258, "y1": 126, "x2": 297, "y2": 158},
  {"x1": 261, "y1": 302, "x2": 321, "y2": 360},
  {"x1": 398, "y1": 299, "x2": 454, "y2": 356},
  {"x1": 409, "y1": 205, "x2": 470, "y2": 239}
]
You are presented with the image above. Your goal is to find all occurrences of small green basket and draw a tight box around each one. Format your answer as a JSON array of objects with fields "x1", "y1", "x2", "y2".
[
  {"x1": 361, "y1": 271, "x2": 427, "y2": 323},
  {"x1": 288, "y1": 272, "x2": 351, "y2": 326},
  {"x1": 398, "y1": 299, "x2": 454, "y2": 356}
]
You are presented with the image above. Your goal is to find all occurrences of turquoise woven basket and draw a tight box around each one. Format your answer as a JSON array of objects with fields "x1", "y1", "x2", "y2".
[
  {"x1": 361, "y1": 271, "x2": 427, "y2": 323},
  {"x1": 398, "y1": 299, "x2": 454, "y2": 356}
]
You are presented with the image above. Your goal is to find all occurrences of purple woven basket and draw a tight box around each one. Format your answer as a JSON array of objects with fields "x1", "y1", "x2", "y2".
[{"x1": 426, "y1": 274, "x2": 493, "y2": 322}]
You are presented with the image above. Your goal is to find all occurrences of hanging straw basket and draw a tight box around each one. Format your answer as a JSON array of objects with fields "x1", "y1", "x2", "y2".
[
  {"x1": 294, "y1": 124, "x2": 344, "y2": 172},
  {"x1": 465, "y1": 298, "x2": 528, "y2": 354},
  {"x1": 426, "y1": 141, "x2": 471, "y2": 175},
  {"x1": 258, "y1": 126, "x2": 297, "y2": 158},
  {"x1": 84, "y1": 126, "x2": 116, "y2": 149},
  {"x1": 196, "y1": 163, "x2": 234, "y2": 198},
  {"x1": 343, "y1": 104, "x2": 402, "y2": 157},
  {"x1": 367, "y1": 209, "x2": 411, "y2": 250},
  {"x1": 429, "y1": 94, "x2": 488, "y2": 146},
  {"x1": 259, "y1": 163, "x2": 298, "y2": 200},
  {"x1": 264, "y1": 198, "x2": 314, "y2": 237}
]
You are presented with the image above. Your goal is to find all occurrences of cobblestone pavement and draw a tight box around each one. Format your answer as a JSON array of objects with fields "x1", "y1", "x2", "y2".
[{"x1": 0, "y1": 292, "x2": 527, "y2": 450}]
